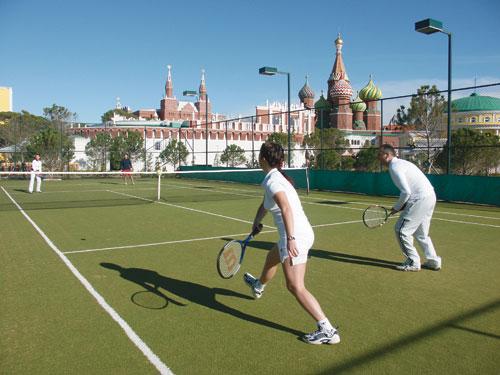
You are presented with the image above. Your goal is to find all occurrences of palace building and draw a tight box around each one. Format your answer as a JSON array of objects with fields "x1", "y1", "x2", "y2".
[{"x1": 70, "y1": 34, "x2": 400, "y2": 169}]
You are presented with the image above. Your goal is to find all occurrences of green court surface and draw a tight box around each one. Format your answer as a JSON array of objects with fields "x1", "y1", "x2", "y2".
[{"x1": 1, "y1": 176, "x2": 499, "y2": 374}]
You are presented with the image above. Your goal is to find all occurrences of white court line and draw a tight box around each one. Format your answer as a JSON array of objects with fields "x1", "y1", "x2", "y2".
[
  {"x1": 64, "y1": 218, "x2": 368, "y2": 255},
  {"x1": 160, "y1": 183, "x2": 500, "y2": 227},
  {"x1": 174, "y1": 181, "x2": 500, "y2": 221},
  {"x1": 107, "y1": 190, "x2": 275, "y2": 229},
  {"x1": 0, "y1": 186, "x2": 173, "y2": 375},
  {"x1": 433, "y1": 217, "x2": 500, "y2": 228},
  {"x1": 64, "y1": 229, "x2": 277, "y2": 254}
]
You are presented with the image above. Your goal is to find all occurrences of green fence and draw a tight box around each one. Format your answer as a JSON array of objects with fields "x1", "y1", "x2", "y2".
[
  {"x1": 311, "y1": 170, "x2": 499, "y2": 206},
  {"x1": 179, "y1": 166, "x2": 500, "y2": 206},
  {"x1": 179, "y1": 166, "x2": 310, "y2": 190}
]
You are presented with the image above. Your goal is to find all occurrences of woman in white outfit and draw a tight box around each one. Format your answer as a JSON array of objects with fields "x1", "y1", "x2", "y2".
[
  {"x1": 28, "y1": 154, "x2": 42, "y2": 193},
  {"x1": 244, "y1": 142, "x2": 340, "y2": 345}
]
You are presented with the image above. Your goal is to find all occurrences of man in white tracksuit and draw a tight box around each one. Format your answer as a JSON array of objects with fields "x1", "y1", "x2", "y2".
[
  {"x1": 378, "y1": 144, "x2": 442, "y2": 272},
  {"x1": 28, "y1": 154, "x2": 42, "y2": 193}
]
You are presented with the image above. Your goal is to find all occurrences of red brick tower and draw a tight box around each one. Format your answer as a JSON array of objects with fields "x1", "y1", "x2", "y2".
[
  {"x1": 160, "y1": 65, "x2": 178, "y2": 120},
  {"x1": 359, "y1": 75, "x2": 382, "y2": 131},
  {"x1": 328, "y1": 34, "x2": 353, "y2": 129},
  {"x1": 350, "y1": 91, "x2": 367, "y2": 130},
  {"x1": 195, "y1": 69, "x2": 211, "y2": 119}
]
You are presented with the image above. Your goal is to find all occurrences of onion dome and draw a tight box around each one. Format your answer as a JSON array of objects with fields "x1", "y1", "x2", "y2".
[
  {"x1": 329, "y1": 79, "x2": 353, "y2": 98},
  {"x1": 359, "y1": 76, "x2": 382, "y2": 101},
  {"x1": 299, "y1": 76, "x2": 315, "y2": 101},
  {"x1": 350, "y1": 92, "x2": 367, "y2": 112},
  {"x1": 314, "y1": 91, "x2": 331, "y2": 109}
]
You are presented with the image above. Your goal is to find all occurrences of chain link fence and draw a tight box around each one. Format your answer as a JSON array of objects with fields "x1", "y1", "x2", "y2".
[{"x1": 2, "y1": 84, "x2": 499, "y2": 176}]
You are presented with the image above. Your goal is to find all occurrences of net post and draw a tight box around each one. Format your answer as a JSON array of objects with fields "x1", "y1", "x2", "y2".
[
  {"x1": 157, "y1": 169, "x2": 162, "y2": 201},
  {"x1": 305, "y1": 167, "x2": 310, "y2": 195}
]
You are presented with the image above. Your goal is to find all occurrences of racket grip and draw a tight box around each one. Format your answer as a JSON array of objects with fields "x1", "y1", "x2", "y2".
[{"x1": 251, "y1": 223, "x2": 263, "y2": 236}]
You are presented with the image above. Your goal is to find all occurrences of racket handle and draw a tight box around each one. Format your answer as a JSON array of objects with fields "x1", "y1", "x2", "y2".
[{"x1": 251, "y1": 223, "x2": 263, "y2": 236}]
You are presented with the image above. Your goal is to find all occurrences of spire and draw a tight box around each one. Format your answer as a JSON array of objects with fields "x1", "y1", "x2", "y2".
[
  {"x1": 199, "y1": 68, "x2": 207, "y2": 101},
  {"x1": 329, "y1": 33, "x2": 349, "y2": 83},
  {"x1": 165, "y1": 65, "x2": 173, "y2": 98}
]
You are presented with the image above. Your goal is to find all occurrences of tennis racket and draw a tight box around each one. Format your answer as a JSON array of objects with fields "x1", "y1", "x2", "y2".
[
  {"x1": 217, "y1": 224, "x2": 263, "y2": 279},
  {"x1": 362, "y1": 205, "x2": 393, "y2": 228}
]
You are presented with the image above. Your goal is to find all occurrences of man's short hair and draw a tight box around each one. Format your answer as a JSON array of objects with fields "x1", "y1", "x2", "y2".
[{"x1": 380, "y1": 144, "x2": 396, "y2": 156}]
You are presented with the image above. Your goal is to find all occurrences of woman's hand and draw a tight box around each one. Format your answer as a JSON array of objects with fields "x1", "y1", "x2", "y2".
[{"x1": 287, "y1": 238, "x2": 299, "y2": 258}]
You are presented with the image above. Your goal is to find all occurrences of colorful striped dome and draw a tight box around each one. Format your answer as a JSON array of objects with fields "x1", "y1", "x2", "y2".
[
  {"x1": 329, "y1": 79, "x2": 353, "y2": 98},
  {"x1": 350, "y1": 92, "x2": 367, "y2": 112},
  {"x1": 314, "y1": 91, "x2": 331, "y2": 109},
  {"x1": 359, "y1": 77, "x2": 382, "y2": 101},
  {"x1": 298, "y1": 76, "x2": 315, "y2": 100}
]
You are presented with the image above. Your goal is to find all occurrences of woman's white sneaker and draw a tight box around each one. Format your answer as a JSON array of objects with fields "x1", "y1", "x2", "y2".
[
  {"x1": 302, "y1": 328, "x2": 340, "y2": 345},
  {"x1": 243, "y1": 273, "x2": 264, "y2": 299}
]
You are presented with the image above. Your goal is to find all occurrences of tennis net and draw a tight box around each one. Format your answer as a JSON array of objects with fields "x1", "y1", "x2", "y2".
[{"x1": 0, "y1": 168, "x2": 309, "y2": 208}]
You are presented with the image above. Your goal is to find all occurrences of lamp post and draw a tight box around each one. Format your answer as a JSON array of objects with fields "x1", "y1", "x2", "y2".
[
  {"x1": 415, "y1": 18, "x2": 452, "y2": 174},
  {"x1": 144, "y1": 124, "x2": 147, "y2": 172},
  {"x1": 183, "y1": 90, "x2": 209, "y2": 166},
  {"x1": 259, "y1": 66, "x2": 291, "y2": 167}
]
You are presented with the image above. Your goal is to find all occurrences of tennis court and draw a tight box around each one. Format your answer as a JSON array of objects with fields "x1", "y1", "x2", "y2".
[{"x1": 1, "y1": 172, "x2": 499, "y2": 374}]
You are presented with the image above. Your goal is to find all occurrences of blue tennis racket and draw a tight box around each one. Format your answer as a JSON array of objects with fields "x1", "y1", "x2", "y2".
[{"x1": 217, "y1": 224, "x2": 263, "y2": 279}]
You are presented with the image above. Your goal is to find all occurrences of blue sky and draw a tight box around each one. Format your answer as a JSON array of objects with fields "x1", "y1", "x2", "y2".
[{"x1": 1, "y1": 0, "x2": 499, "y2": 123}]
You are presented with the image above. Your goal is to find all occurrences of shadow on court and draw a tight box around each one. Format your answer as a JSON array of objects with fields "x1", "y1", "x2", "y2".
[
  {"x1": 100, "y1": 262, "x2": 304, "y2": 337},
  {"x1": 317, "y1": 299, "x2": 500, "y2": 374},
  {"x1": 0, "y1": 198, "x2": 151, "y2": 211},
  {"x1": 316, "y1": 200, "x2": 350, "y2": 205},
  {"x1": 247, "y1": 240, "x2": 399, "y2": 270}
]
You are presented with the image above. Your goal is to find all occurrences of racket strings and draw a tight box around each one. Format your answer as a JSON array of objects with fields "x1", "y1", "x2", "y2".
[
  {"x1": 218, "y1": 241, "x2": 243, "y2": 278},
  {"x1": 363, "y1": 206, "x2": 387, "y2": 228}
]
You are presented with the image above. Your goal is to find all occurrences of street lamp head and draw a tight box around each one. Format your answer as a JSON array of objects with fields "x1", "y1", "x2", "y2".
[
  {"x1": 183, "y1": 90, "x2": 197, "y2": 97},
  {"x1": 259, "y1": 66, "x2": 278, "y2": 76},
  {"x1": 415, "y1": 18, "x2": 443, "y2": 34}
]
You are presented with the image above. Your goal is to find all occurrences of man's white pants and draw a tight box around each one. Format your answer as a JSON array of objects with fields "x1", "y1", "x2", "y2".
[
  {"x1": 394, "y1": 193, "x2": 440, "y2": 266},
  {"x1": 29, "y1": 173, "x2": 42, "y2": 193}
]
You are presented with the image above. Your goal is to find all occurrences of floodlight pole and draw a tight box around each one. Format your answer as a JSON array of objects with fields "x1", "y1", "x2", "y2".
[
  {"x1": 259, "y1": 66, "x2": 292, "y2": 167},
  {"x1": 205, "y1": 93, "x2": 209, "y2": 166},
  {"x1": 144, "y1": 124, "x2": 147, "y2": 172},
  {"x1": 183, "y1": 90, "x2": 199, "y2": 165},
  {"x1": 415, "y1": 19, "x2": 452, "y2": 174},
  {"x1": 286, "y1": 72, "x2": 291, "y2": 167},
  {"x1": 446, "y1": 32, "x2": 452, "y2": 175}
]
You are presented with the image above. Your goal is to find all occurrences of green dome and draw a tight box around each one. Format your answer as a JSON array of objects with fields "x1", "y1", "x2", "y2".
[
  {"x1": 452, "y1": 93, "x2": 500, "y2": 112},
  {"x1": 359, "y1": 77, "x2": 382, "y2": 101},
  {"x1": 350, "y1": 93, "x2": 367, "y2": 112},
  {"x1": 314, "y1": 93, "x2": 331, "y2": 109}
]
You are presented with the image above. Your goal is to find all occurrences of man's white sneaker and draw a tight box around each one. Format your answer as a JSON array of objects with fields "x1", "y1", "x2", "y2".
[
  {"x1": 422, "y1": 259, "x2": 441, "y2": 271},
  {"x1": 243, "y1": 272, "x2": 264, "y2": 299},
  {"x1": 302, "y1": 328, "x2": 340, "y2": 345},
  {"x1": 396, "y1": 259, "x2": 420, "y2": 272}
]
